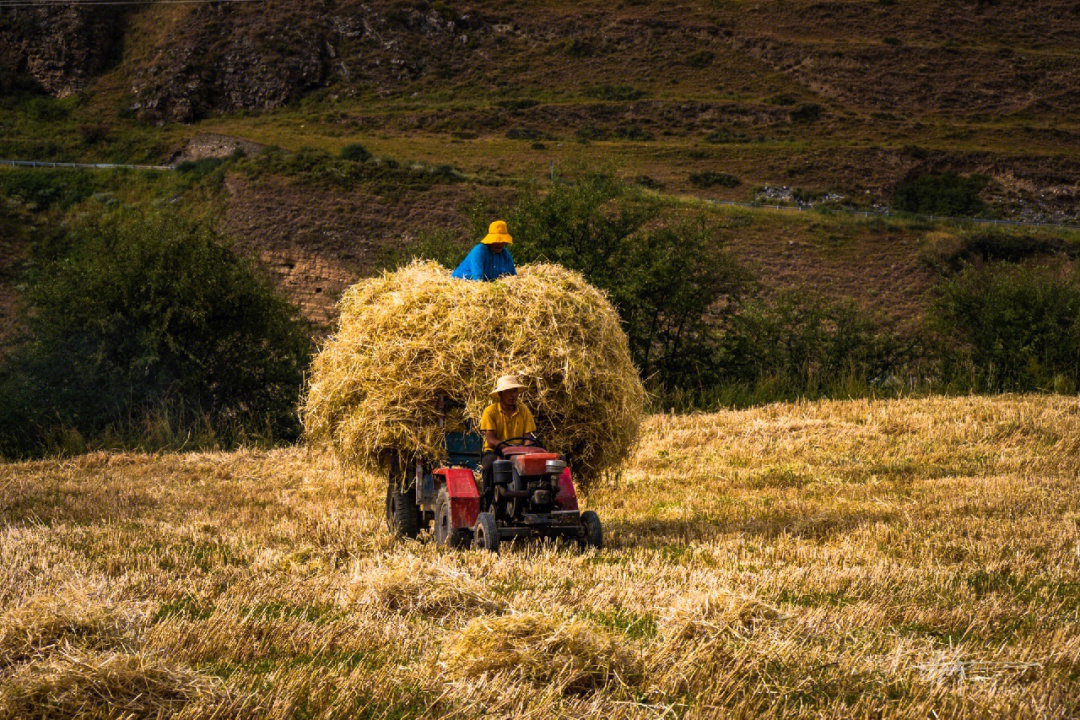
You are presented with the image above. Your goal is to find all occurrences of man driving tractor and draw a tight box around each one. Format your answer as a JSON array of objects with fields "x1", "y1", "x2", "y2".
[{"x1": 479, "y1": 374, "x2": 535, "y2": 495}]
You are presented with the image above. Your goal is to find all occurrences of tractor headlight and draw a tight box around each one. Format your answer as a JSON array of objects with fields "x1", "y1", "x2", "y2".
[{"x1": 544, "y1": 460, "x2": 566, "y2": 475}]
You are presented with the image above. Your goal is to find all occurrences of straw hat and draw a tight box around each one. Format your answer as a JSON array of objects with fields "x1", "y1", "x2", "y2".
[
  {"x1": 490, "y1": 374, "x2": 526, "y2": 400},
  {"x1": 481, "y1": 220, "x2": 513, "y2": 245}
]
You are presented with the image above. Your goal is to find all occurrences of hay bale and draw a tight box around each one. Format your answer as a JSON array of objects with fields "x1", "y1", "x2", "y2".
[
  {"x1": 660, "y1": 591, "x2": 781, "y2": 642},
  {"x1": 0, "y1": 591, "x2": 126, "y2": 667},
  {"x1": 442, "y1": 612, "x2": 641, "y2": 694},
  {"x1": 302, "y1": 261, "x2": 645, "y2": 486},
  {"x1": 0, "y1": 650, "x2": 227, "y2": 720},
  {"x1": 342, "y1": 556, "x2": 502, "y2": 617}
]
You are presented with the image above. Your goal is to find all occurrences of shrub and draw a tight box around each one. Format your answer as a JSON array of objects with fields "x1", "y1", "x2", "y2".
[
  {"x1": 690, "y1": 172, "x2": 741, "y2": 188},
  {"x1": 505, "y1": 127, "x2": 549, "y2": 141},
  {"x1": 894, "y1": 173, "x2": 988, "y2": 216},
  {"x1": 78, "y1": 123, "x2": 110, "y2": 145},
  {"x1": 481, "y1": 175, "x2": 753, "y2": 390},
  {"x1": 927, "y1": 229, "x2": 1076, "y2": 272},
  {"x1": 0, "y1": 213, "x2": 313, "y2": 458},
  {"x1": 175, "y1": 157, "x2": 227, "y2": 181},
  {"x1": 634, "y1": 175, "x2": 663, "y2": 190},
  {"x1": 612, "y1": 125, "x2": 654, "y2": 141},
  {"x1": 933, "y1": 263, "x2": 1080, "y2": 391},
  {"x1": 24, "y1": 96, "x2": 70, "y2": 121},
  {"x1": 720, "y1": 291, "x2": 904, "y2": 396},
  {"x1": 583, "y1": 85, "x2": 646, "y2": 102},
  {"x1": 340, "y1": 143, "x2": 371, "y2": 162},
  {"x1": 575, "y1": 126, "x2": 607, "y2": 142},
  {"x1": 686, "y1": 51, "x2": 714, "y2": 68},
  {"x1": 239, "y1": 146, "x2": 457, "y2": 196},
  {"x1": 790, "y1": 103, "x2": 823, "y2": 122},
  {"x1": 0, "y1": 168, "x2": 96, "y2": 210},
  {"x1": 705, "y1": 129, "x2": 751, "y2": 144},
  {"x1": 496, "y1": 98, "x2": 539, "y2": 111}
]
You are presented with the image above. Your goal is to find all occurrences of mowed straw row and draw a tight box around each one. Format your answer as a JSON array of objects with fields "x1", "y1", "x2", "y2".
[{"x1": 302, "y1": 260, "x2": 645, "y2": 485}]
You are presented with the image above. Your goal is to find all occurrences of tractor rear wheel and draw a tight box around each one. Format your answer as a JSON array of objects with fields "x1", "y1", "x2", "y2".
[
  {"x1": 579, "y1": 510, "x2": 602, "y2": 550},
  {"x1": 473, "y1": 512, "x2": 499, "y2": 552},
  {"x1": 434, "y1": 486, "x2": 470, "y2": 549},
  {"x1": 386, "y1": 479, "x2": 420, "y2": 539}
]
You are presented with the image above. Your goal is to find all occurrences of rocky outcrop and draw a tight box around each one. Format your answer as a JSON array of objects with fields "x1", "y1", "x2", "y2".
[
  {"x1": 170, "y1": 133, "x2": 266, "y2": 165},
  {"x1": 127, "y1": 1, "x2": 494, "y2": 123},
  {"x1": 0, "y1": 5, "x2": 127, "y2": 96}
]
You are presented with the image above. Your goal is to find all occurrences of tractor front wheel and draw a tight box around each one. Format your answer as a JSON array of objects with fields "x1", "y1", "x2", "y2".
[
  {"x1": 473, "y1": 512, "x2": 499, "y2": 552},
  {"x1": 579, "y1": 510, "x2": 602, "y2": 550},
  {"x1": 434, "y1": 486, "x2": 471, "y2": 549}
]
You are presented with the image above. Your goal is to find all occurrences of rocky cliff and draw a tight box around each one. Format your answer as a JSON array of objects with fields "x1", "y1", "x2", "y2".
[{"x1": 0, "y1": 5, "x2": 127, "y2": 96}]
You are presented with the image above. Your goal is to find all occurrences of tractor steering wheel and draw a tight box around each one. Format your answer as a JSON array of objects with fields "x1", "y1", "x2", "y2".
[{"x1": 495, "y1": 435, "x2": 534, "y2": 452}]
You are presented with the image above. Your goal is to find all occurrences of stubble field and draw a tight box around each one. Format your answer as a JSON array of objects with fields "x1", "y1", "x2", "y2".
[{"x1": 2, "y1": 395, "x2": 1079, "y2": 719}]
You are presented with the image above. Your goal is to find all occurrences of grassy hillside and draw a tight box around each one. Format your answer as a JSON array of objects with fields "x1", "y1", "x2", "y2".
[
  {"x1": 4, "y1": 1, "x2": 1080, "y2": 214},
  {"x1": 4, "y1": 1, "x2": 1080, "y2": 351},
  {"x1": 3, "y1": 395, "x2": 1078, "y2": 718}
]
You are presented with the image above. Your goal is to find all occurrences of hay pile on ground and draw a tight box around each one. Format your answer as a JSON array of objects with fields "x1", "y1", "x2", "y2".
[
  {"x1": 442, "y1": 612, "x2": 641, "y2": 694},
  {"x1": 303, "y1": 261, "x2": 645, "y2": 486}
]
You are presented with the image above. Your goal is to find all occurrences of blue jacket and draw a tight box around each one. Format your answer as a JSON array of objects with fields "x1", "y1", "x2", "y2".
[{"x1": 451, "y1": 243, "x2": 516, "y2": 281}]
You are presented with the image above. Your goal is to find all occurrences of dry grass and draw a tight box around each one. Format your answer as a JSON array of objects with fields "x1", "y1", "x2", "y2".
[
  {"x1": 302, "y1": 260, "x2": 645, "y2": 485},
  {"x1": 2, "y1": 394, "x2": 1080, "y2": 718}
]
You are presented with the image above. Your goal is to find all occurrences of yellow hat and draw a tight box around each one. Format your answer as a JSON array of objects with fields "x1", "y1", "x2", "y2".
[
  {"x1": 489, "y1": 374, "x2": 526, "y2": 400},
  {"x1": 482, "y1": 220, "x2": 513, "y2": 245}
]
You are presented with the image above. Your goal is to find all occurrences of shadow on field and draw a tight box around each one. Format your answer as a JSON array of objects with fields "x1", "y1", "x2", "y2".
[{"x1": 608, "y1": 507, "x2": 899, "y2": 548}]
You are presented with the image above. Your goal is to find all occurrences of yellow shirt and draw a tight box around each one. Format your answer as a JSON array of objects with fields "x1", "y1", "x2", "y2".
[{"x1": 479, "y1": 402, "x2": 537, "y2": 451}]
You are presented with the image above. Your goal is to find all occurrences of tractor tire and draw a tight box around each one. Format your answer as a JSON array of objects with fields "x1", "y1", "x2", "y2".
[
  {"x1": 434, "y1": 486, "x2": 471, "y2": 549},
  {"x1": 386, "y1": 479, "x2": 420, "y2": 539},
  {"x1": 473, "y1": 512, "x2": 499, "y2": 553},
  {"x1": 579, "y1": 510, "x2": 602, "y2": 550}
]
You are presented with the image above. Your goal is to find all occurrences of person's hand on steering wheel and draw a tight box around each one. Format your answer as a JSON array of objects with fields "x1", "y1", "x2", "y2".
[{"x1": 494, "y1": 434, "x2": 534, "y2": 452}]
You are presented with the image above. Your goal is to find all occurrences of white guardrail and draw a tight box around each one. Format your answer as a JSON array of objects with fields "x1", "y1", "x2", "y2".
[{"x1": 0, "y1": 159, "x2": 174, "y2": 171}]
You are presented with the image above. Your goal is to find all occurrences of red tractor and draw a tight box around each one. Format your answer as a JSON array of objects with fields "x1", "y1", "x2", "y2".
[{"x1": 385, "y1": 431, "x2": 602, "y2": 552}]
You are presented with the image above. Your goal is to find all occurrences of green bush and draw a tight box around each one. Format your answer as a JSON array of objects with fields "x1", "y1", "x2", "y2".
[
  {"x1": 175, "y1": 157, "x2": 227, "y2": 181},
  {"x1": 0, "y1": 168, "x2": 96, "y2": 209},
  {"x1": 719, "y1": 291, "x2": 905, "y2": 397},
  {"x1": 930, "y1": 230, "x2": 1076, "y2": 272},
  {"x1": 496, "y1": 98, "x2": 539, "y2": 111},
  {"x1": 933, "y1": 263, "x2": 1080, "y2": 391},
  {"x1": 24, "y1": 96, "x2": 70, "y2": 121},
  {"x1": 790, "y1": 103, "x2": 823, "y2": 122},
  {"x1": 894, "y1": 173, "x2": 988, "y2": 216},
  {"x1": 479, "y1": 175, "x2": 753, "y2": 391},
  {"x1": 690, "y1": 172, "x2": 741, "y2": 188},
  {"x1": 583, "y1": 85, "x2": 646, "y2": 102},
  {"x1": 239, "y1": 146, "x2": 459, "y2": 196},
  {"x1": 506, "y1": 127, "x2": 550, "y2": 141},
  {"x1": 0, "y1": 212, "x2": 313, "y2": 458},
  {"x1": 340, "y1": 143, "x2": 371, "y2": 162}
]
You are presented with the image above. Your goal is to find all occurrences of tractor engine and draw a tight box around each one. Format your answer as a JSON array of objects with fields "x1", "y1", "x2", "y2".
[{"x1": 492, "y1": 453, "x2": 566, "y2": 519}]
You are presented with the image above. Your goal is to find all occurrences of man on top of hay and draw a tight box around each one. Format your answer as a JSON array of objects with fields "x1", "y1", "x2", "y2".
[
  {"x1": 479, "y1": 374, "x2": 535, "y2": 491},
  {"x1": 451, "y1": 220, "x2": 517, "y2": 281}
]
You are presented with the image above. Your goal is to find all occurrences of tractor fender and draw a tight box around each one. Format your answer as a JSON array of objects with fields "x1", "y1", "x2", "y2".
[
  {"x1": 556, "y1": 467, "x2": 579, "y2": 511},
  {"x1": 434, "y1": 467, "x2": 480, "y2": 529}
]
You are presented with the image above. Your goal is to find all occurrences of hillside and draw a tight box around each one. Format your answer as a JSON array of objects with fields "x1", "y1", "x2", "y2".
[
  {"x1": 4, "y1": 1, "x2": 1080, "y2": 396},
  {"x1": 4, "y1": 0, "x2": 1080, "y2": 212},
  {"x1": 2, "y1": 395, "x2": 1078, "y2": 718},
  {"x1": 3, "y1": 1, "x2": 1080, "y2": 344}
]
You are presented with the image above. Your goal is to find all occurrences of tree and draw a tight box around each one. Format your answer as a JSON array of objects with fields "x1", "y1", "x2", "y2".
[{"x1": 0, "y1": 212, "x2": 313, "y2": 457}]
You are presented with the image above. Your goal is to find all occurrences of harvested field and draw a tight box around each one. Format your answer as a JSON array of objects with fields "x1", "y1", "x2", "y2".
[{"x1": 2, "y1": 395, "x2": 1079, "y2": 718}]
